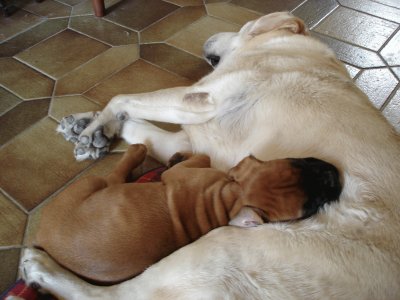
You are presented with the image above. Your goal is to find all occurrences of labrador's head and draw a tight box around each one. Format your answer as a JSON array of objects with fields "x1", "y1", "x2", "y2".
[{"x1": 203, "y1": 12, "x2": 308, "y2": 68}]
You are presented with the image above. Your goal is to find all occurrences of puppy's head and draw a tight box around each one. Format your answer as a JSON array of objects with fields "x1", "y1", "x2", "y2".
[
  {"x1": 203, "y1": 12, "x2": 308, "y2": 68},
  {"x1": 228, "y1": 156, "x2": 341, "y2": 222}
]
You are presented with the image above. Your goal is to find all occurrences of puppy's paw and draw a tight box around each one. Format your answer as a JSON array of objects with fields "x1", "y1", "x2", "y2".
[
  {"x1": 168, "y1": 152, "x2": 193, "y2": 168},
  {"x1": 57, "y1": 112, "x2": 98, "y2": 144}
]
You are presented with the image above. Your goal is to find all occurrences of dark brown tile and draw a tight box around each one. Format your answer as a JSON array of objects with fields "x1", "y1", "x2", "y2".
[
  {"x1": 0, "y1": 9, "x2": 43, "y2": 42},
  {"x1": 84, "y1": 59, "x2": 192, "y2": 105},
  {"x1": 70, "y1": 16, "x2": 138, "y2": 46},
  {"x1": 383, "y1": 88, "x2": 400, "y2": 132},
  {"x1": 355, "y1": 68, "x2": 398, "y2": 109},
  {"x1": 0, "y1": 193, "x2": 27, "y2": 246},
  {"x1": 104, "y1": 0, "x2": 178, "y2": 31},
  {"x1": 71, "y1": 0, "x2": 121, "y2": 16},
  {"x1": 371, "y1": 0, "x2": 400, "y2": 9},
  {"x1": 0, "y1": 98, "x2": 50, "y2": 146},
  {"x1": 0, "y1": 58, "x2": 54, "y2": 100},
  {"x1": 0, "y1": 118, "x2": 93, "y2": 211},
  {"x1": 314, "y1": 7, "x2": 398, "y2": 51},
  {"x1": 15, "y1": 0, "x2": 71, "y2": 18},
  {"x1": 312, "y1": 33, "x2": 386, "y2": 68},
  {"x1": 380, "y1": 30, "x2": 400, "y2": 66},
  {"x1": 15, "y1": 30, "x2": 109, "y2": 79},
  {"x1": 0, "y1": 18, "x2": 68, "y2": 58},
  {"x1": 206, "y1": 2, "x2": 262, "y2": 26},
  {"x1": 141, "y1": 6, "x2": 206, "y2": 43},
  {"x1": 0, "y1": 88, "x2": 21, "y2": 116},
  {"x1": 230, "y1": 0, "x2": 304, "y2": 14},
  {"x1": 339, "y1": 0, "x2": 400, "y2": 23},
  {"x1": 0, "y1": 248, "x2": 21, "y2": 293},
  {"x1": 292, "y1": 0, "x2": 338, "y2": 29},
  {"x1": 50, "y1": 95, "x2": 101, "y2": 122},
  {"x1": 141, "y1": 43, "x2": 212, "y2": 81}
]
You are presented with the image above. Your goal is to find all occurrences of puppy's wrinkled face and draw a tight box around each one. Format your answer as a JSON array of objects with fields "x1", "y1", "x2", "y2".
[{"x1": 203, "y1": 11, "x2": 308, "y2": 68}]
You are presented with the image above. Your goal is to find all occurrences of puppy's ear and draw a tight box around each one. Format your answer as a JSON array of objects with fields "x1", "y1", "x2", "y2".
[{"x1": 245, "y1": 12, "x2": 308, "y2": 37}]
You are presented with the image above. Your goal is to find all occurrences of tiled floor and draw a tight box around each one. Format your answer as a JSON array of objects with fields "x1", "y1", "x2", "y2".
[{"x1": 0, "y1": 0, "x2": 399, "y2": 294}]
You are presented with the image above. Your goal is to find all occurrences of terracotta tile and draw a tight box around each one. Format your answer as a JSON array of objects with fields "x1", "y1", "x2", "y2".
[
  {"x1": 292, "y1": 0, "x2": 338, "y2": 29},
  {"x1": 55, "y1": 44, "x2": 139, "y2": 96},
  {"x1": 167, "y1": 16, "x2": 240, "y2": 57},
  {"x1": 344, "y1": 64, "x2": 360, "y2": 79},
  {"x1": 0, "y1": 9, "x2": 43, "y2": 42},
  {"x1": 230, "y1": 0, "x2": 304, "y2": 14},
  {"x1": 0, "y1": 193, "x2": 27, "y2": 246},
  {"x1": 339, "y1": 0, "x2": 400, "y2": 23},
  {"x1": 371, "y1": 0, "x2": 400, "y2": 9},
  {"x1": 15, "y1": 30, "x2": 109, "y2": 79},
  {"x1": 85, "y1": 59, "x2": 192, "y2": 105},
  {"x1": 0, "y1": 18, "x2": 68, "y2": 58},
  {"x1": 355, "y1": 68, "x2": 398, "y2": 109},
  {"x1": 206, "y1": 3, "x2": 262, "y2": 26},
  {"x1": 380, "y1": 30, "x2": 400, "y2": 66},
  {"x1": 0, "y1": 88, "x2": 21, "y2": 116},
  {"x1": 312, "y1": 33, "x2": 386, "y2": 68},
  {"x1": 163, "y1": 0, "x2": 203, "y2": 6},
  {"x1": 141, "y1": 6, "x2": 206, "y2": 43},
  {"x1": 0, "y1": 118, "x2": 93, "y2": 211},
  {"x1": 392, "y1": 67, "x2": 400, "y2": 79},
  {"x1": 15, "y1": 0, "x2": 71, "y2": 18},
  {"x1": 383, "y1": 89, "x2": 400, "y2": 132},
  {"x1": 314, "y1": 7, "x2": 398, "y2": 51},
  {"x1": 104, "y1": 0, "x2": 178, "y2": 31},
  {"x1": 50, "y1": 95, "x2": 101, "y2": 122},
  {"x1": 0, "y1": 248, "x2": 20, "y2": 293},
  {"x1": 70, "y1": 16, "x2": 138, "y2": 46},
  {"x1": 0, "y1": 98, "x2": 50, "y2": 146},
  {"x1": 71, "y1": 0, "x2": 121, "y2": 16},
  {"x1": 141, "y1": 43, "x2": 212, "y2": 81},
  {"x1": 0, "y1": 58, "x2": 54, "y2": 100}
]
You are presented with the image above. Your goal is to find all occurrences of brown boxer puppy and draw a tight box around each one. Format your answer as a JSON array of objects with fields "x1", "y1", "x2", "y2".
[{"x1": 34, "y1": 144, "x2": 341, "y2": 284}]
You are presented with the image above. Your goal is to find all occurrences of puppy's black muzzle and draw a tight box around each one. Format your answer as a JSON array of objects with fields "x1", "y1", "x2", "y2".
[
  {"x1": 206, "y1": 55, "x2": 220, "y2": 67},
  {"x1": 290, "y1": 158, "x2": 342, "y2": 219}
]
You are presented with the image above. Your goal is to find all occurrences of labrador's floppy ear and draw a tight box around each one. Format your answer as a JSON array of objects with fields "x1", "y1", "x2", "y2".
[{"x1": 244, "y1": 12, "x2": 308, "y2": 37}]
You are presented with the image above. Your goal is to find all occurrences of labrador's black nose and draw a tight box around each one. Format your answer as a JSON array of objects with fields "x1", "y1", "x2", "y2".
[
  {"x1": 206, "y1": 55, "x2": 220, "y2": 67},
  {"x1": 289, "y1": 158, "x2": 342, "y2": 219}
]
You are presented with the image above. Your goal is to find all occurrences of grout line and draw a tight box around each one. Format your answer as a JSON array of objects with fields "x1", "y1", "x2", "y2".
[
  {"x1": 308, "y1": 5, "x2": 340, "y2": 30},
  {"x1": 12, "y1": 56, "x2": 57, "y2": 81},
  {"x1": 338, "y1": 3, "x2": 400, "y2": 25},
  {"x1": 0, "y1": 188, "x2": 29, "y2": 215},
  {"x1": 380, "y1": 82, "x2": 400, "y2": 111},
  {"x1": 369, "y1": 0, "x2": 400, "y2": 10},
  {"x1": 138, "y1": 5, "x2": 182, "y2": 34}
]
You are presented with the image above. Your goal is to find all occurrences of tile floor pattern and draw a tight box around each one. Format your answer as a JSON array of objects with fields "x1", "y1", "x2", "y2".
[{"x1": 0, "y1": 0, "x2": 399, "y2": 293}]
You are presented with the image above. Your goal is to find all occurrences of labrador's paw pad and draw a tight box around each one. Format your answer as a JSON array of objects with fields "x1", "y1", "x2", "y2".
[{"x1": 57, "y1": 112, "x2": 98, "y2": 144}]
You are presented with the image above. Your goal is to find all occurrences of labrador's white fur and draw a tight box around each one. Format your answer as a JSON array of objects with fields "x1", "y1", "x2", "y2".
[{"x1": 20, "y1": 12, "x2": 400, "y2": 300}]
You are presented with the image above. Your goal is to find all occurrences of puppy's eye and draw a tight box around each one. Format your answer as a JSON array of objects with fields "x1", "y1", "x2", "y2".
[{"x1": 206, "y1": 55, "x2": 220, "y2": 67}]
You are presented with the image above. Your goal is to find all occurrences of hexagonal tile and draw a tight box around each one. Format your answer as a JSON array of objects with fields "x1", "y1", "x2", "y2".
[
  {"x1": 0, "y1": 192, "x2": 27, "y2": 246},
  {"x1": 167, "y1": 16, "x2": 240, "y2": 57},
  {"x1": 0, "y1": 248, "x2": 21, "y2": 293},
  {"x1": 15, "y1": 0, "x2": 71, "y2": 18},
  {"x1": 104, "y1": 0, "x2": 178, "y2": 31},
  {"x1": 230, "y1": 0, "x2": 304, "y2": 14},
  {"x1": 314, "y1": 7, "x2": 398, "y2": 51},
  {"x1": 383, "y1": 88, "x2": 400, "y2": 132},
  {"x1": 338, "y1": 0, "x2": 400, "y2": 23},
  {"x1": 140, "y1": 6, "x2": 206, "y2": 43},
  {"x1": 55, "y1": 44, "x2": 139, "y2": 96},
  {"x1": 50, "y1": 95, "x2": 101, "y2": 122},
  {"x1": 163, "y1": 0, "x2": 203, "y2": 6},
  {"x1": 0, "y1": 9, "x2": 43, "y2": 43},
  {"x1": 355, "y1": 68, "x2": 398, "y2": 109},
  {"x1": 380, "y1": 30, "x2": 400, "y2": 66},
  {"x1": 0, "y1": 98, "x2": 50, "y2": 146},
  {"x1": 0, "y1": 87, "x2": 21, "y2": 116},
  {"x1": 84, "y1": 59, "x2": 192, "y2": 105},
  {"x1": 15, "y1": 30, "x2": 110, "y2": 79},
  {"x1": 71, "y1": 0, "x2": 120, "y2": 16},
  {"x1": 292, "y1": 0, "x2": 338, "y2": 29},
  {"x1": 141, "y1": 43, "x2": 212, "y2": 81},
  {"x1": 372, "y1": 0, "x2": 400, "y2": 9},
  {"x1": 392, "y1": 67, "x2": 400, "y2": 79},
  {"x1": 206, "y1": 2, "x2": 262, "y2": 26},
  {"x1": 344, "y1": 64, "x2": 361, "y2": 79},
  {"x1": 0, "y1": 58, "x2": 54, "y2": 100},
  {"x1": 0, "y1": 118, "x2": 93, "y2": 211}
]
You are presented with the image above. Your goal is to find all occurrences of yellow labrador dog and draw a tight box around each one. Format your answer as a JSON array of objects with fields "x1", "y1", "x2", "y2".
[{"x1": 20, "y1": 12, "x2": 400, "y2": 299}]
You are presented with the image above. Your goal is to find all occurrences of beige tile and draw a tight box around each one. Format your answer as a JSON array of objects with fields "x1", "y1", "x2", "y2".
[
  {"x1": 356, "y1": 68, "x2": 398, "y2": 109},
  {"x1": 0, "y1": 58, "x2": 54, "y2": 100},
  {"x1": 84, "y1": 59, "x2": 192, "y2": 105},
  {"x1": 0, "y1": 9, "x2": 43, "y2": 42},
  {"x1": 380, "y1": 30, "x2": 400, "y2": 66},
  {"x1": 0, "y1": 98, "x2": 50, "y2": 146},
  {"x1": 164, "y1": 0, "x2": 203, "y2": 6},
  {"x1": 314, "y1": 7, "x2": 398, "y2": 51},
  {"x1": 50, "y1": 95, "x2": 101, "y2": 122},
  {"x1": 167, "y1": 16, "x2": 240, "y2": 57},
  {"x1": 372, "y1": 0, "x2": 400, "y2": 9},
  {"x1": 0, "y1": 118, "x2": 93, "y2": 211},
  {"x1": 71, "y1": 0, "x2": 121, "y2": 16},
  {"x1": 15, "y1": 30, "x2": 110, "y2": 79},
  {"x1": 15, "y1": 0, "x2": 71, "y2": 18},
  {"x1": 206, "y1": 3, "x2": 262, "y2": 26},
  {"x1": 55, "y1": 45, "x2": 139, "y2": 96},
  {"x1": 0, "y1": 88, "x2": 21, "y2": 116},
  {"x1": 141, "y1": 6, "x2": 206, "y2": 43},
  {"x1": 339, "y1": 0, "x2": 400, "y2": 23},
  {"x1": 70, "y1": 16, "x2": 138, "y2": 46},
  {"x1": 0, "y1": 193, "x2": 27, "y2": 246},
  {"x1": 383, "y1": 89, "x2": 400, "y2": 132},
  {"x1": 0, "y1": 248, "x2": 21, "y2": 293},
  {"x1": 230, "y1": 0, "x2": 304, "y2": 14}
]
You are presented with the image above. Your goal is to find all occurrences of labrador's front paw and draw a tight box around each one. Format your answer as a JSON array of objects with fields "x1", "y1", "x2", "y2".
[{"x1": 57, "y1": 112, "x2": 98, "y2": 144}]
